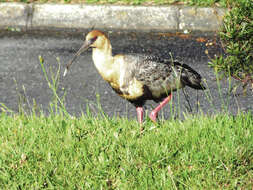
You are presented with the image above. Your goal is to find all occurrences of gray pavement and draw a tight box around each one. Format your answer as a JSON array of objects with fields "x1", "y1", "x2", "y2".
[
  {"x1": 0, "y1": 30, "x2": 252, "y2": 119},
  {"x1": 0, "y1": 3, "x2": 226, "y2": 32},
  {"x1": 0, "y1": 3, "x2": 251, "y2": 119}
]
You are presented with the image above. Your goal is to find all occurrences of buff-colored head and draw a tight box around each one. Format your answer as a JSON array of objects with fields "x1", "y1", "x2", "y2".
[
  {"x1": 63, "y1": 30, "x2": 109, "y2": 76},
  {"x1": 85, "y1": 30, "x2": 108, "y2": 49}
]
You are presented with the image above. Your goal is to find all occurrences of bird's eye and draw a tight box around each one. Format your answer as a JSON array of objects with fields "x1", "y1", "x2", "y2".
[{"x1": 90, "y1": 36, "x2": 97, "y2": 43}]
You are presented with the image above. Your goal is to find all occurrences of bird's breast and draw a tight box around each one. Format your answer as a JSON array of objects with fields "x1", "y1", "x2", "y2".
[
  {"x1": 92, "y1": 51, "x2": 145, "y2": 100},
  {"x1": 108, "y1": 76, "x2": 144, "y2": 100}
]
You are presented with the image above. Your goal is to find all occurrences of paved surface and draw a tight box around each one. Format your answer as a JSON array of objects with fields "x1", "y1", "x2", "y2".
[
  {"x1": 0, "y1": 3, "x2": 226, "y2": 32},
  {"x1": 0, "y1": 30, "x2": 252, "y2": 119}
]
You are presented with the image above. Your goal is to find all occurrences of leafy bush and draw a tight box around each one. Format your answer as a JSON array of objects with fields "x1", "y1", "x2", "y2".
[{"x1": 209, "y1": 0, "x2": 253, "y2": 90}]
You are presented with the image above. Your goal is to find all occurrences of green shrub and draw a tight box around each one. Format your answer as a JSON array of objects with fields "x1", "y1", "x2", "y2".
[{"x1": 209, "y1": 0, "x2": 253, "y2": 90}]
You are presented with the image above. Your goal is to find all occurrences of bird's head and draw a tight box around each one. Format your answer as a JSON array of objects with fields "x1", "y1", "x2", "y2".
[
  {"x1": 63, "y1": 30, "x2": 107, "y2": 77},
  {"x1": 85, "y1": 30, "x2": 107, "y2": 49},
  {"x1": 75, "y1": 30, "x2": 107, "y2": 56}
]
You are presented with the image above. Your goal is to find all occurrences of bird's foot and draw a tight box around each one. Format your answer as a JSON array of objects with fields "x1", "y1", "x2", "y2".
[
  {"x1": 140, "y1": 126, "x2": 145, "y2": 134},
  {"x1": 149, "y1": 111, "x2": 157, "y2": 123}
]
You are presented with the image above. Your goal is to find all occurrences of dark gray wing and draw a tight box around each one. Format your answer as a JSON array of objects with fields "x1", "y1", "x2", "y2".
[
  {"x1": 124, "y1": 54, "x2": 205, "y2": 91},
  {"x1": 124, "y1": 54, "x2": 173, "y2": 85}
]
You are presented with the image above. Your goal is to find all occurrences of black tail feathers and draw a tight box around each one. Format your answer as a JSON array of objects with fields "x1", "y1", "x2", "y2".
[{"x1": 176, "y1": 63, "x2": 206, "y2": 90}]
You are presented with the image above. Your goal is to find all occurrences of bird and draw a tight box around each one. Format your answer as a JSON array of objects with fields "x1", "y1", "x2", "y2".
[{"x1": 64, "y1": 30, "x2": 205, "y2": 125}]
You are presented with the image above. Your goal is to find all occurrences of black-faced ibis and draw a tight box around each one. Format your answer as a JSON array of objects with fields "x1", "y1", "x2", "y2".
[{"x1": 64, "y1": 30, "x2": 205, "y2": 125}]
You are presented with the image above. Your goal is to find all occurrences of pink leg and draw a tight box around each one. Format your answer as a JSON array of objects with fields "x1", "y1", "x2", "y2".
[
  {"x1": 136, "y1": 107, "x2": 144, "y2": 125},
  {"x1": 149, "y1": 94, "x2": 172, "y2": 123}
]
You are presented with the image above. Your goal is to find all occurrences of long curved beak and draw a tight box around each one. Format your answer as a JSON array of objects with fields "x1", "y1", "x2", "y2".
[{"x1": 63, "y1": 39, "x2": 92, "y2": 77}]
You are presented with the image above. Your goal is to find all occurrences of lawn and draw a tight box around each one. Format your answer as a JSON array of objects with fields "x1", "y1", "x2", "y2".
[
  {"x1": 0, "y1": 111, "x2": 252, "y2": 189},
  {"x1": 1, "y1": 0, "x2": 231, "y2": 7}
]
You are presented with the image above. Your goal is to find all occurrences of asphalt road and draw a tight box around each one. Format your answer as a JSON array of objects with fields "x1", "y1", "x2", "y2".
[{"x1": 0, "y1": 30, "x2": 252, "y2": 120}]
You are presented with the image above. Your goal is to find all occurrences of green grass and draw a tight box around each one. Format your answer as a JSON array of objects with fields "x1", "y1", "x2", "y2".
[
  {"x1": 0, "y1": 112, "x2": 252, "y2": 189},
  {"x1": 2, "y1": 0, "x2": 232, "y2": 7}
]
